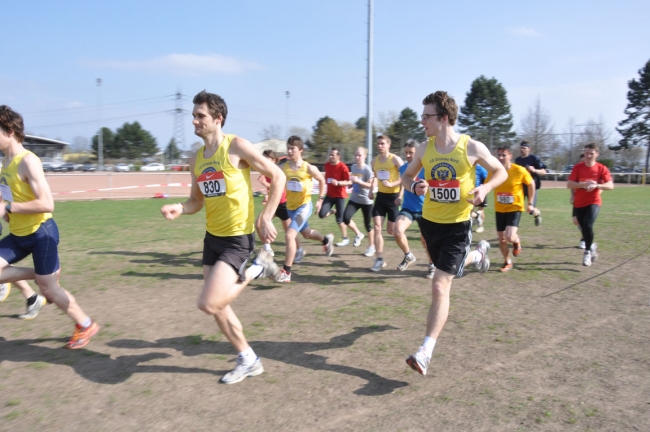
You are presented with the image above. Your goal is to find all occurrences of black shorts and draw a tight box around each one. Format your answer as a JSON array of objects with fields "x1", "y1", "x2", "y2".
[
  {"x1": 420, "y1": 218, "x2": 472, "y2": 277},
  {"x1": 319, "y1": 196, "x2": 346, "y2": 224},
  {"x1": 495, "y1": 211, "x2": 522, "y2": 232},
  {"x1": 571, "y1": 206, "x2": 577, "y2": 218},
  {"x1": 275, "y1": 202, "x2": 290, "y2": 221},
  {"x1": 372, "y1": 192, "x2": 400, "y2": 222},
  {"x1": 202, "y1": 232, "x2": 255, "y2": 282},
  {"x1": 398, "y1": 208, "x2": 423, "y2": 228}
]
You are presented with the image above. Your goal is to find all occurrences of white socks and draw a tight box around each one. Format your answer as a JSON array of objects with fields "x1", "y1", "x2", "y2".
[
  {"x1": 422, "y1": 336, "x2": 436, "y2": 358},
  {"x1": 239, "y1": 347, "x2": 257, "y2": 365}
]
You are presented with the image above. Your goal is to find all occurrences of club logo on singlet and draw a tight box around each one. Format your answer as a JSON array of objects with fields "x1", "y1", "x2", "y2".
[
  {"x1": 197, "y1": 168, "x2": 226, "y2": 197},
  {"x1": 428, "y1": 162, "x2": 460, "y2": 203}
]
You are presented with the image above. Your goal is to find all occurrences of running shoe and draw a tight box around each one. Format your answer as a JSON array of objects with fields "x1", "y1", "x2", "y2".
[
  {"x1": 534, "y1": 211, "x2": 542, "y2": 226},
  {"x1": 262, "y1": 246, "x2": 275, "y2": 257},
  {"x1": 335, "y1": 238, "x2": 350, "y2": 247},
  {"x1": 475, "y1": 240, "x2": 491, "y2": 273},
  {"x1": 370, "y1": 258, "x2": 387, "y2": 272},
  {"x1": 590, "y1": 243, "x2": 598, "y2": 263},
  {"x1": 475, "y1": 226, "x2": 485, "y2": 233},
  {"x1": 499, "y1": 261, "x2": 513, "y2": 272},
  {"x1": 397, "y1": 252, "x2": 416, "y2": 271},
  {"x1": 512, "y1": 239, "x2": 522, "y2": 257},
  {"x1": 406, "y1": 347, "x2": 430, "y2": 376},
  {"x1": 19, "y1": 295, "x2": 47, "y2": 320},
  {"x1": 425, "y1": 264, "x2": 436, "y2": 279},
  {"x1": 220, "y1": 357, "x2": 264, "y2": 385},
  {"x1": 252, "y1": 249, "x2": 280, "y2": 280},
  {"x1": 294, "y1": 248, "x2": 305, "y2": 264},
  {"x1": 363, "y1": 245, "x2": 376, "y2": 257},
  {"x1": 65, "y1": 321, "x2": 100, "y2": 349},
  {"x1": 583, "y1": 250, "x2": 592, "y2": 267},
  {"x1": 353, "y1": 233, "x2": 365, "y2": 247},
  {"x1": 276, "y1": 269, "x2": 291, "y2": 283},
  {"x1": 324, "y1": 234, "x2": 334, "y2": 257},
  {"x1": 579, "y1": 239, "x2": 586, "y2": 250},
  {"x1": 0, "y1": 283, "x2": 10, "y2": 302}
]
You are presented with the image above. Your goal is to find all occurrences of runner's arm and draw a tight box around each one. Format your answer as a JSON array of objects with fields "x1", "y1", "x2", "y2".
[
  {"x1": 526, "y1": 181, "x2": 536, "y2": 212},
  {"x1": 401, "y1": 146, "x2": 427, "y2": 196},
  {"x1": 2, "y1": 153, "x2": 54, "y2": 216},
  {"x1": 161, "y1": 152, "x2": 204, "y2": 219},
  {"x1": 468, "y1": 139, "x2": 507, "y2": 204}
]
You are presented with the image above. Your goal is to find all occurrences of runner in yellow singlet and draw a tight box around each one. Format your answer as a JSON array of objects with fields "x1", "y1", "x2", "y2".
[
  {"x1": 0, "y1": 105, "x2": 99, "y2": 348},
  {"x1": 161, "y1": 91, "x2": 285, "y2": 385},
  {"x1": 400, "y1": 91, "x2": 507, "y2": 376}
]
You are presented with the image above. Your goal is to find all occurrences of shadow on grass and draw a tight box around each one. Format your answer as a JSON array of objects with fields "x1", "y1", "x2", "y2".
[
  {"x1": 107, "y1": 325, "x2": 408, "y2": 396},
  {"x1": 0, "y1": 336, "x2": 219, "y2": 384},
  {"x1": 512, "y1": 262, "x2": 580, "y2": 272},
  {"x1": 89, "y1": 250, "x2": 201, "y2": 267}
]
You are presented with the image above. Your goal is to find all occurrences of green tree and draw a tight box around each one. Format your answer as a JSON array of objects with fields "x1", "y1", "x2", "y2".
[
  {"x1": 113, "y1": 122, "x2": 158, "y2": 160},
  {"x1": 459, "y1": 75, "x2": 516, "y2": 151},
  {"x1": 165, "y1": 138, "x2": 181, "y2": 163},
  {"x1": 91, "y1": 127, "x2": 115, "y2": 158},
  {"x1": 311, "y1": 116, "x2": 344, "y2": 160},
  {"x1": 390, "y1": 107, "x2": 425, "y2": 149},
  {"x1": 616, "y1": 59, "x2": 650, "y2": 172}
]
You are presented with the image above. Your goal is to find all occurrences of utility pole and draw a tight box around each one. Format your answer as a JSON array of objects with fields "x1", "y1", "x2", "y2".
[
  {"x1": 96, "y1": 78, "x2": 103, "y2": 170},
  {"x1": 172, "y1": 90, "x2": 186, "y2": 164},
  {"x1": 285, "y1": 91, "x2": 290, "y2": 139},
  {"x1": 365, "y1": 0, "x2": 374, "y2": 164}
]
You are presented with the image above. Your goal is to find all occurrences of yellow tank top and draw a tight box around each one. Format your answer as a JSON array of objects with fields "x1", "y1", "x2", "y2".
[
  {"x1": 490, "y1": 164, "x2": 533, "y2": 213},
  {"x1": 283, "y1": 161, "x2": 313, "y2": 210},
  {"x1": 0, "y1": 151, "x2": 52, "y2": 236},
  {"x1": 422, "y1": 134, "x2": 476, "y2": 223},
  {"x1": 194, "y1": 135, "x2": 254, "y2": 237},
  {"x1": 373, "y1": 154, "x2": 400, "y2": 194}
]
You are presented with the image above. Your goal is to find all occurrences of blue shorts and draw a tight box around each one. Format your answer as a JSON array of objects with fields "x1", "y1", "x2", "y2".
[
  {"x1": 0, "y1": 218, "x2": 61, "y2": 275},
  {"x1": 287, "y1": 202, "x2": 313, "y2": 232},
  {"x1": 398, "y1": 208, "x2": 423, "y2": 227}
]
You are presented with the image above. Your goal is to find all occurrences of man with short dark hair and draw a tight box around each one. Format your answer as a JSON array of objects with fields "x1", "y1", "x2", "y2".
[
  {"x1": 161, "y1": 90, "x2": 285, "y2": 384},
  {"x1": 401, "y1": 91, "x2": 507, "y2": 376},
  {"x1": 514, "y1": 140, "x2": 545, "y2": 225},
  {"x1": 0, "y1": 105, "x2": 98, "y2": 347}
]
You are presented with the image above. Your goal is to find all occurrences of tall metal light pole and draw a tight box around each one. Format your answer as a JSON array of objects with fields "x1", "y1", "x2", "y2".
[
  {"x1": 96, "y1": 78, "x2": 104, "y2": 170},
  {"x1": 365, "y1": 0, "x2": 374, "y2": 164},
  {"x1": 285, "y1": 91, "x2": 290, "y2": 139}
]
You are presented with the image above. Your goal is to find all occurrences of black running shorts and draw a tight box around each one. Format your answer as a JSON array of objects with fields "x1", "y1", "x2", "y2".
[
  {"x1": 419, "y1": 218, "x2": 471, "y2": 277},
  {"x1": 372, "y1": 192, "x2": 400, "y2": 222},
  {"x1": 202, "y1": 232, "x2": 255, "y2": 282},
  {"x1": 495, "y1": 211, "x2": 522, "y2": 232}
]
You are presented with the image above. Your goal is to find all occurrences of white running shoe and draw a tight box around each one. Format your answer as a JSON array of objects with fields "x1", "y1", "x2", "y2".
[
  {"x1": 262, "y1": 246, "x2": 275, "y2": 257},
  {"x1": 252, "y1": 249, "x2": 280, "y2": 280},
  {"x1": 0, "y1": 283, "x2": 10, "y2": 302},
  {"x1": 335, "y1": 238, "x2": 350, "y2": 247},
  {"x1": 425, "y1": 264, "x2": 436, "y2": 279},
  {"x1": 353, "y1": 233, "x2": 365, "y2": 247},
  {"x1": 579, "y1": 240, "x2": 586, "y2": 250},
  {"x1": 475, "y1": 240, "x2": 491, "y2": 273},
  {"x1": 220, "y1": 357, "x2": 264, "y2": 384},
  {"x1": 406, "y1": 347, "x2": 430, "y2": 376},
  {"x1": 324, "y1": 234, "x2": 334, "y2": 257},
  {"x1": 397, "y1": 252, "x2": 416, "y2": 271},
  {"x1": 370, "y1": 258, "x2": 387, "y2": 272},
  {"x1": 475, "y1": 226, "x2": 485, "y2": 233},
  {"x1": 294, "y1": 248, "x2": 305, "y2": 264},
  {"x1": 19, "y1": 295, "x2": 47, "y2": 320},
  {"x1": 590, "y1": 243, "x2": 598, "y2": 263},
  {"x1": 363, "y1": 245, "x2": 376, "y2": 257},
  {"x1": 583, "y1": 250, "x2": 592, "y2": 266},
  {"x1": 276, "y1": 269, "x2": 291, "y2": 283}
]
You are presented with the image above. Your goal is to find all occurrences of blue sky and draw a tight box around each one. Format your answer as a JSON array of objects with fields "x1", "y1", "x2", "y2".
[{"x1": 2, "y1": 0, "x2": 649, "y2": 151}]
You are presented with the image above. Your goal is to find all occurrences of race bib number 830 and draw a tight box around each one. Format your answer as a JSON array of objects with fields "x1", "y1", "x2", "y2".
[{"x1": 198, "y1": 171, "x2": 226, "y2": 197}]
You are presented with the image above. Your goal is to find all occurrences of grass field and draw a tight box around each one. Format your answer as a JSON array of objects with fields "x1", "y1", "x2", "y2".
[{"x1": 1, "y1": 186, "x2": 649, "y2": 431}]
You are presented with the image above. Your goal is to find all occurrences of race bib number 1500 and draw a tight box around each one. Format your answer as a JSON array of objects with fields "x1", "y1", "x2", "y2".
[
  {"x1": 198, "y1": 171, "x2": 226, "y2": 197},
  {"x1": 428, "y1": 179, "x2": 460, "y2": 203}
]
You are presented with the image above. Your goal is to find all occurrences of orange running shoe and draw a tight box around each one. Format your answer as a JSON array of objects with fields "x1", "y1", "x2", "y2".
[
  {"x1": 66, "y1": 321, "x2": 100, "y2": 349},
  {"x1": 499, "y1": 261, "x2": 513, "y2": 272},
  {"x1": 513, "y1": 240, "x2": 522, "y2": 257}
]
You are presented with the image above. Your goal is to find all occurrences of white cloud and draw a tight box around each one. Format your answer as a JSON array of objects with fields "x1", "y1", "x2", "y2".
[
  {"x1": 507, "y1": 26, "x2": 541, "y2": 37},
  {"x1": 85, "y1": 53, "x2": 262, "y2": 76}
]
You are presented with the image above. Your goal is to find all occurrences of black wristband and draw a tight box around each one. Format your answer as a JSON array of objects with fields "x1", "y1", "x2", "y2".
[{"x1": 410, "y1": 182, "x2": 417, "y2": 194}]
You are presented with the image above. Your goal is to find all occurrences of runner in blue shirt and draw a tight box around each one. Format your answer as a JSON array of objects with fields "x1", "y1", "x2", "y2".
[
  {"x1": 393, "y1": 140, "x2": 435, "y2": 279},
  {"x1": 471, "y1": 164, "x2": 488, "y2": 233}
]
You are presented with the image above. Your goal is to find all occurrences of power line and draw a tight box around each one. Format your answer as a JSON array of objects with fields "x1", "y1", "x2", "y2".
[
  {"x1": 30, "y1": 110, "x2": 169, "y2": 129},
  {"x1": 23, "y1": 95, "x2": 177, "y2": 117}
]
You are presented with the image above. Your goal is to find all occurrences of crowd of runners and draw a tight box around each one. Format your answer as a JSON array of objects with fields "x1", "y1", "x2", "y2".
[{"x1": 0, "y1": 90, "x2": 614, "y2": 383}]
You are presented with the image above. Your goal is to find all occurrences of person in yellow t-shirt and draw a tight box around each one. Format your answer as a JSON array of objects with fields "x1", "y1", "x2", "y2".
[
  {"x1": 488, "y1": 146, "x2": 535, "y2": 272},
  {"x1": 161, "y1": 91, "x2": 286, "y2": 385},
  {"x1": 400, "y1": 91, "x2": 507, "y2": 377},
  {"x1": 0, "y1": 105, "x2": 99, "y2": 349}
]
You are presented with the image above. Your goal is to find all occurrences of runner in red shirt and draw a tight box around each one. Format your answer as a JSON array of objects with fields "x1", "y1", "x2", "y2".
[
  {"x1": 319, "y1": 148, "x2": 363, "y2": 246},
  {"x1": 567, "y1": 143, "x2": 614, "y2": 266}
]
